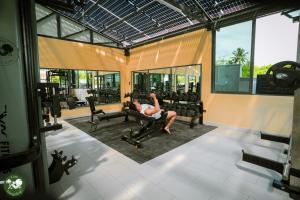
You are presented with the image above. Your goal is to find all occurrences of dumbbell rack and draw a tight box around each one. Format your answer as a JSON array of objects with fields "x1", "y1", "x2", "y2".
[
  {"x1": 161, "y1": 101, "x2": 204, "y2": 128},
  {"x1": 124, "y1": 91, "x2": 205, "y2": 128}
]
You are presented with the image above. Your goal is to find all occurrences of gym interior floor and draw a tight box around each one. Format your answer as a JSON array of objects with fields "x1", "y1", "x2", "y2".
[{"x1": 46, "y1": 118, "x2": 290, "y2": 200}]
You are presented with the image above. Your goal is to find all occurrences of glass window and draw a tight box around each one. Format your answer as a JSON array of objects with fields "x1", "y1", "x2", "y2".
[
  {"x1": 214, "y1": 21, "x2": 252, "y2": 93},
  {"x1": 67, "y1": 30, "x2": 91, "y2": 42},
  {"x1": 37, "y1": 14, "x2": 57, "y2": 37},
  {"x1": 61, "y1": 17, "x2": 85, "y2": 37},
  {"x1": 253, "y1": 13, "x2": 299, "y2": 93},
  {"x1": 35, "y1": 4, "x2": 51, "y2": 20}
]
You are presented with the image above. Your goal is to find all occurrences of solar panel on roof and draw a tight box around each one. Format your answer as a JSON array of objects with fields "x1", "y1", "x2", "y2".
[{"x1": 40, "y1": 0, "x2": 262, "y2": 46}]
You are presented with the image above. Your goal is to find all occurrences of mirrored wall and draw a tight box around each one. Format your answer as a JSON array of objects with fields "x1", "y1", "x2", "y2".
[
  {"x1": 132, "y1": 64, "x2": 201, "y2": 96},
  {"x1": 40, "y1": 68, "x2": 121, "y2": 108}
]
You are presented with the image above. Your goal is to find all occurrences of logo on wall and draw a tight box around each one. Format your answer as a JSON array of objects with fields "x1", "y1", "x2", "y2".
[
  {"x1": 1, "y1": 174, "x2": 26, "y2": 197},
  {"x1": 0, "y1": 38, "x2": 18, "y2": 66}
]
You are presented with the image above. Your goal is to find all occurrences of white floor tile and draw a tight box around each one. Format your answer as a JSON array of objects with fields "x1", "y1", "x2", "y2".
[{"x1": 46, "y1": 121, "x2": 289, "y2": 200}]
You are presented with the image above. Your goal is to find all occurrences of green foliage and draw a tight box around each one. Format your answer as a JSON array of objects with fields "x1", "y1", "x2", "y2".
[
  {"x1": 216, "y1": 47, "x2": 272, "y2": 78},
  {"x1": 242, "y1": 64, "x2": 272, "y2": 78},
  {"x1": 241, "y1": 64, "x2": 250, "y2": 78},
  {"x1": 253, "y1": 64, "x2": 272, "y2": 77},
  {"x1": 229, "y1": 47, "x2": 248, "y2": 65}
]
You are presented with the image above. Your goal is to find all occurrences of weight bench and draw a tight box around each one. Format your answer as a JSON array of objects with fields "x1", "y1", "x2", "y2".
[
  {"x1": 88, "y1": 111, "x2": 128, "y2": 132},
  {"x1": 121, "y1": 109, "x2": 168, "y2": 148}
]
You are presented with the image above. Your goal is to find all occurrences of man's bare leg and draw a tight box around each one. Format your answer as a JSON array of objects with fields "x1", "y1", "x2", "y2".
[{"x1": 164, "y1": 111, "x2": 176, "y2": 134}]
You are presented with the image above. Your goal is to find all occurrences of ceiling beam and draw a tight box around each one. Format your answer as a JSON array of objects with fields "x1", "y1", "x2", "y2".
[
  {"x1": 78, "y1": 0, "x2": 101, "y2": 21},
  {"x1": 45, "y1": 6, "x2": 122, "y2": 46},
  {"x1": 156, "y1": 0, "x2": 202, "y2": 24},
  {"x1": 192, "y1": 0, "x2": 213, "y2": 22},
  {"x1": 63, "y1": 29, "x2": 88, "y2": 38}
]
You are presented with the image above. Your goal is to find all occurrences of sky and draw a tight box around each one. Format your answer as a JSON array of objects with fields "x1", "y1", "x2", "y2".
[{"x1": 216, "y1": 13, "x2": 299, "y2": 66}]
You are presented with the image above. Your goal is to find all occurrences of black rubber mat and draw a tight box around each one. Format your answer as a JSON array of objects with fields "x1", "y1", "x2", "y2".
[{"x1": 65, "y1": 116, "x2": 216, "y2": 164}]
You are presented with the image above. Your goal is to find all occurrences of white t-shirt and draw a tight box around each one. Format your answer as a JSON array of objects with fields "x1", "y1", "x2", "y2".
[{"x1": 140, "y1": 104, "x2": 161, "y2": 119}]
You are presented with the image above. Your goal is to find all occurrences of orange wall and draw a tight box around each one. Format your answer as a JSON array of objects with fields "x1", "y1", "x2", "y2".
[
  {"x1": 38, "y1": 37, "x2": 129, "y2": 106},
  {"x1": 127, "y1": 29, "x2": 294, "y2": 136},
  {"x1": 38, "y1": 37, "x2": 125, "y2": 70}
]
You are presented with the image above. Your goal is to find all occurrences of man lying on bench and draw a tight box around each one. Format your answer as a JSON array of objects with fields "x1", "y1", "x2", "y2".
[{"x1": 130, "y1": 93, "x2": 177, "y2": 134}]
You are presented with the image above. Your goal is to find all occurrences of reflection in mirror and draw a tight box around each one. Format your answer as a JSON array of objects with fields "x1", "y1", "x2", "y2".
[
  {"x1": 40, "y1": 68, "x2": 121, "y2": 110},
  {"x1": 132, "y1": 64, "x2": 201, "y2": 97}
]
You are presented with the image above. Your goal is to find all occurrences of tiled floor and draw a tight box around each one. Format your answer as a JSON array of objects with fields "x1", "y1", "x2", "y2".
[{"x1": 46, "y1": 120, "x2": 291, "y2": 200}]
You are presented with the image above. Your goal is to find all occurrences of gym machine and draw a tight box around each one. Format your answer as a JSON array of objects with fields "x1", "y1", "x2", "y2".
[
  {"x1": 46, "y1": 69, "x2": 70, "y2": 98},
  {"x1": 242, "y1": 61, "x2": 300, "y2": 199},
  {"x1": 38, "y1": 83, "x2": 78, "y2": 184},
  {"x1": 38, "y1": 83, "x2": 62, "y2": 132},
  {"x1": 256, "y1": 61, "x2": 300, "y2": 95}
]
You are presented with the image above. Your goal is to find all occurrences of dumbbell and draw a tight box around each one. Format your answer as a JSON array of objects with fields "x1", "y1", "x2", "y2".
[
  {"x1": 181, "y1": 105, "x2": 188, "y2": 116},
  {"x1": 183, "y1": 93, "x2": 188, "y2": 101},
  {"x1": 176, "y1": 105, "x2": 182, "y2": 115},
  {"x1": 171, "y1": 92, "x2": 178, "y2": 101},
  {"x1": 187, "y1": 109, "x2": 196, "y2": 117}
]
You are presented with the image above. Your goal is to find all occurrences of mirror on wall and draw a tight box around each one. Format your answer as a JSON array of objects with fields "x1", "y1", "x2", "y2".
[
  {"x1": 132, "y1": 64, "x2": 201, "y2": 97},
  {"x1": 40, "y1": 68, "x2": 121, "y2": 109}
]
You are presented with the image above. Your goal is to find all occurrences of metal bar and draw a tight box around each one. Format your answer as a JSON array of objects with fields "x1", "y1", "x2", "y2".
[
  {"x1": 192, "y1": 0, "x2": 213, "y2": 21},
  {"x1": 36, "y1": 0, "x2": 74, "y2": 13},
  {"x1": 290, "y1": 168, "x2": 300, "y2": 178},
  {"x1": 63, "y1": 29, "x2": 87, "y2": 38},
  {"x1": 297, "y1": 22, "x2": 300, "y2": 63},
  {"x1": 208, "y1": 0, "x2": 237, "y2": 10},
  {"x1": 38, "y1": 34, "x2": 124, "y2": 49},
  {"x1": 156, "y1": 0, "x2": 199, "y2": 23},
  {"x1": 214, "y1": 4, "x2": 291, "y2": 28},
  {"x1": 93, "y1": 42, "x2": 116, "y2": 44},
  {"x1": 56, "y1": 14, "x2": 61, "y2": 38},
  {"x1": 46, "y1": 6, "x2": 122, "y2": 45},
  {"x1": 0, "y1": 145, "x2": 40, "y2": 172},
  {"x1": 242, "y1": 150, "x2": 284, "y2": 174},
  {"x1": 249, "y1": 18, "x2": 256, "y2": 93},
  {"x1": 211, "y1": 29, "x2": 216, "y2": 93},
  {"x1": 260, "y1": 132, "x2": 290, "y2": 144},
  {"x1": 99, "y1": 0, "x2": 157, "y2": 34},
  {"x1": 78, "y1": 0, "x2": 101, "y2": 21},
  {"x1": 90, "y1": 29, "x2": 93, "y2": 43},
  {"x1": 19, "y1": 0, "x2": 48, "y2": 192}
]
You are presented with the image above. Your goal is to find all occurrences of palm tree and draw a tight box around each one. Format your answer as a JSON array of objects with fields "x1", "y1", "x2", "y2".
[{"x1": 229, "y1": 47, "x2": 248, "y2": 65}]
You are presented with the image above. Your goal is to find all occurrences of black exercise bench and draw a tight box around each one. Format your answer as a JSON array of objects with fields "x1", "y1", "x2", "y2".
[
  {"x1": 121, "y1": 109, "x2": 167, "y2": 148},
  {"x1": 89, "y1": 111, "x2": 128, "y2": 132}
]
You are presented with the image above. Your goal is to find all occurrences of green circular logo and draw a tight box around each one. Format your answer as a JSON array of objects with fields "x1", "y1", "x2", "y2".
[{"x1": 3, "y1": 174, "x2": 26, "y2": 197}]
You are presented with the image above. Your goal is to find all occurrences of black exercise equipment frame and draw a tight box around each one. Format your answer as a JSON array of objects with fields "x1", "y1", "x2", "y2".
[
  {"x1": 242, "y1": 131, "x2": 300, "y2": 199},
  {"x1": 121, "y1": 110, "x2": 168, "y2": 148}
]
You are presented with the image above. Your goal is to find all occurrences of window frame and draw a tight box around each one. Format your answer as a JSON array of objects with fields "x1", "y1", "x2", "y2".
[{"x1": 211, "y1": 13, "x2": 299, "y2": 96}]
